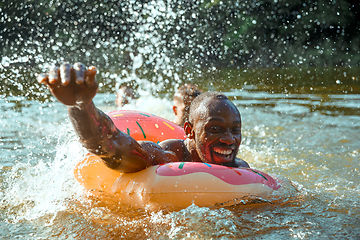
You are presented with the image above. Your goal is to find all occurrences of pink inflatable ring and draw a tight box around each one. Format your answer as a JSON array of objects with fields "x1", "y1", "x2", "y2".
[{"x1": 74, "y1": 110, "x2": 281, "y2": 209}]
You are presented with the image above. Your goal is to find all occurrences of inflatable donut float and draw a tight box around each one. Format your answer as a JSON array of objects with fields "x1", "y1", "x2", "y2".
[
  {"x1": 74, "y1": 110, "x2": 281, "y2": 209},
  {"x1": 106, "y1": 110, "x2": 186, "y2": 142}
]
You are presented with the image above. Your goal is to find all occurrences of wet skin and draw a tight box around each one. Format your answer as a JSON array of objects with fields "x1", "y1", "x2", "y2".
[
  {"x1": 162, "y1": 97, "x2": 249, "y2": 168},
  {"x1": 172, "y1": 98, "x2": 187, "y2": 126},
  {"x1": 38, "y1": 63, "x2": 249, "y2": 173},
  {"x1": 187, "y1": 98, "x2": 244, "y2": 166}
]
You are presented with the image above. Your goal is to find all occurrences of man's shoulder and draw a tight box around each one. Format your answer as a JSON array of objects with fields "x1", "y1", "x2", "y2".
[
  {"x1": 159, "y1": 139, "x2": 185, "y2": 152},
  {"x1": 234, "y1": 158, "x2": 250, "y2": 168}
]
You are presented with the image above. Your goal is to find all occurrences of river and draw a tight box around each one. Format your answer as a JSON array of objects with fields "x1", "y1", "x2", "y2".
[{"x1": 0, "y1": 68, "x2": 359, "y2": 239}]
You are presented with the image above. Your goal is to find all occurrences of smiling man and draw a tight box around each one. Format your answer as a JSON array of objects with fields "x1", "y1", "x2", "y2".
[
  {"x1": 161, "y1": 92, "x2": 249, "y2": 168},
  {"x1": 38, "y1": 63, "x2": 249, "y2": 173}
]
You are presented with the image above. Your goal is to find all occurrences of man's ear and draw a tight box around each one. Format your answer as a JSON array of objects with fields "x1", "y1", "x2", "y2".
[
  {"x1": 184, "y1": 121, "x2": 194, "y2": 139},
  {"x1": 172, "y1": 106, "x2": 177, "y2": 115}
]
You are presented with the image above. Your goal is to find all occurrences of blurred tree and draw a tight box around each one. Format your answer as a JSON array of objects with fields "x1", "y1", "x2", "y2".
[
  {"x1": 0, "y1": 0, "x2": 359, "y2": 69},
  {"x1": 165, "y1": 0, "x2": 359, "y2": 68},
  {"x1": 0, "y1": 0, "x2": 152, "y2": 68}
]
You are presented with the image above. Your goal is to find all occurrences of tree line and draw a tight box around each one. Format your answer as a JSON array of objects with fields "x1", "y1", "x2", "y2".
[{"x1": 0, "y1": 0, "x2": 359, "y2": 70}]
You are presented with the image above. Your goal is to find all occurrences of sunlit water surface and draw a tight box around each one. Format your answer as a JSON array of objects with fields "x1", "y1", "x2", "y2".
[{"x1": 0, "y1": 89, "x2": 359, "y2": 239}]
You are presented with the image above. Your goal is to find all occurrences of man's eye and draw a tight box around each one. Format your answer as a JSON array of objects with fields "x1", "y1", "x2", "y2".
[
  {"x1": 232, "y1": 128, "x2": 241, "y2": 134},
  {"x1": 210, "y1": 126, "x2": 222, "y2": 132}
]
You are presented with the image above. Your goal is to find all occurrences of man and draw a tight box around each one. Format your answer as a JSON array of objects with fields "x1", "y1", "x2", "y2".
[
  {"x1": 37, "y1": 63, "x2": 249, "y2": 173},
  {"x1": 173, "y1": 84, "x2": 202, "y2": 127},
  {"x1": 115, "y1": 85, "x2": 137, "y2": 107}
]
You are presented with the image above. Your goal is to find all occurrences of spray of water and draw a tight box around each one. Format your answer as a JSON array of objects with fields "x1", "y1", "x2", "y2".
[
  {"x1": 1, "y1": 125, "x2": 86, "y2": 223},
  {"x1": 1, "y1": 1, "x2": 359, "y2": 238}
]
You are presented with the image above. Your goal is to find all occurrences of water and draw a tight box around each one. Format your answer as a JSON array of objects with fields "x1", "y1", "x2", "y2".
[
  {"x1": 0, "y1": 82, "x2": 359, "y2": 238},
  {"x1": 1, "y1": 0, "x2": 360, "y2": 238}
]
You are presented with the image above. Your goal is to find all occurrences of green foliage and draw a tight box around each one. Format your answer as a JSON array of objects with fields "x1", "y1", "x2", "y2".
[{"x1": 0, "y1": 0, "x2": 359, "y2": 69}]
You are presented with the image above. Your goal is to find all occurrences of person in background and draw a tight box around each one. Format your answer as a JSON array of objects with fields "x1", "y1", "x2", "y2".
[
  {"x1": 115, "y1": 85, "x2": 137, "y2": 107},
  {"x1": 173, "y1": 84, "x2": 202, "y2": 127}
]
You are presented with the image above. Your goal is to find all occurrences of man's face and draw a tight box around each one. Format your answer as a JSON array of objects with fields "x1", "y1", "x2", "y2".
[
  {"x1": 116, "y1": 93, "x2": 128, "y2": 107},
  {"x1": 191, "y1": 98, "x2": 241, "y2": 165},
  {"x1": 173, "y1": 99, "x2": 185, "y2": 125},
  {"x1": 116, "y1": 87, "x2": 135, "y2": 107},
  {"x1": 173, "y1": 97, "x2": 190, "y2": 126}
]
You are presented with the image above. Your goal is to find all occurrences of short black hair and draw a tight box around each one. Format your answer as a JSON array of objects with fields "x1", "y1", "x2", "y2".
[{"x1": 188, "y1": 92, "x2": 229, "y2": 123}]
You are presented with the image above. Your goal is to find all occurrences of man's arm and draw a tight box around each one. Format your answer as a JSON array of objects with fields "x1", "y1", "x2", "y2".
[
  {"x1": 38, "y1": 62, "x2": 172, "y2": 172},
  {"x1": 68, "y1": 101, "x2": 152, "y2": 172}
]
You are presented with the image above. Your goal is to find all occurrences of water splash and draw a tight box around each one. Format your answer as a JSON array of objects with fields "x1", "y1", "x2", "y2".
[{"x1": 0, "y1": 126, "x2": 85, "y2": 223}]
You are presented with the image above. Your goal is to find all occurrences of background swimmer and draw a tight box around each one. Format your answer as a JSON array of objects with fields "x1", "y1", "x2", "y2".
[
  {"x1": 115, "y1": 85, "x2": 137, "y2": 107},
  {"x1": 173, "y1": 84, "x2": 202, "y2": 126}
]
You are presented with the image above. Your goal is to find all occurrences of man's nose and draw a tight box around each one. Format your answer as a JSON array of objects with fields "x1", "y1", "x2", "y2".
[{"x1": 219, "y1": 130, "x2": 236, "y2": 144}]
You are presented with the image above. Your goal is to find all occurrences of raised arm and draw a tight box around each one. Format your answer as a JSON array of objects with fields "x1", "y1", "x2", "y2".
[
  {"x1": 67, "y1": 100, "x2": 151, "y2": 172},
  {"x1": 37, "y1": 62, "x2": 169, "y2": 172}
]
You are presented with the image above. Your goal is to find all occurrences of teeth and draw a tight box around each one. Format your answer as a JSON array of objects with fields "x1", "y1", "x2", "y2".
[{"x1": 213, "y1": 149, "x2": 232, "y2": 155}]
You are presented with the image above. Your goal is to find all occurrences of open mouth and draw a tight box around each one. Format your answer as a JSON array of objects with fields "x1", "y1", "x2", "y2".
[{"x1": 211, "y1": 147, "x2": 235, "y2": 163}]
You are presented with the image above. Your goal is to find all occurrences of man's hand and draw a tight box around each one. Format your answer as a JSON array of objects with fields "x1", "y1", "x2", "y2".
[{"x1": 37, "y1": 62, "x2": 98, "y2": 106}]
